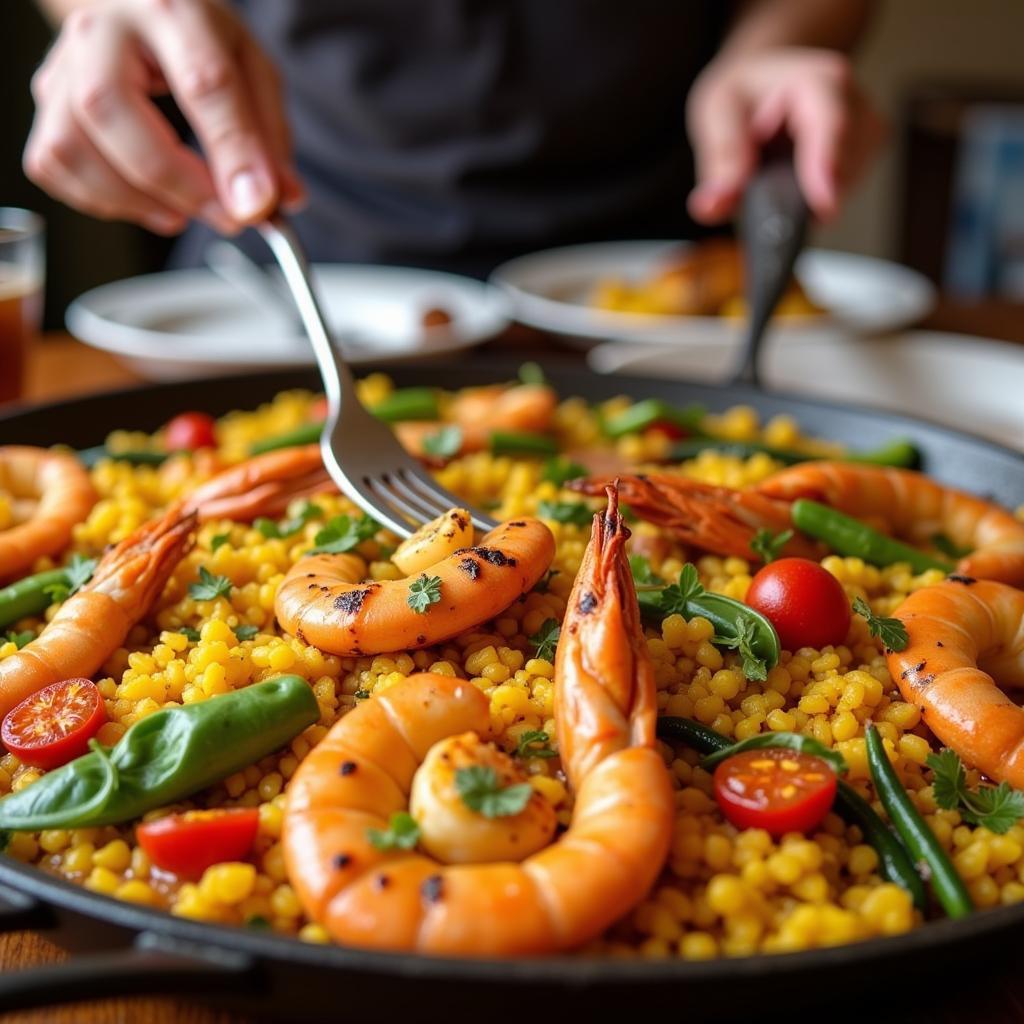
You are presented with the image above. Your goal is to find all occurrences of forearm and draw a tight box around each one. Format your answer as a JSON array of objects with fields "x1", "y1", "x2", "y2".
[{"x1": 720, "y1": 0, "x2": 874, "y2": 59}]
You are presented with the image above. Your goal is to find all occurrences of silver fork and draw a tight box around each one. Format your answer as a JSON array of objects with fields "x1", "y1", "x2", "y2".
[{"x1": 257, "y1": 215, "x2": 498, "y2": 539}]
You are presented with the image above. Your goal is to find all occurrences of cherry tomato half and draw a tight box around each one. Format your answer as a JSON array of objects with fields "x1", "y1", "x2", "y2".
[
  {"x1": 745, "y1": 557, "x2": 851, "y2": 652},
  {"x1": 137, "y1": 808, "x2": 260, "y2": 879},
  {"x1": 1, "y1": 678, "x2": 107, "y2": 770},
  {"x1": 713, "y1": 748, "x2": 837, "y2": 837},
  {"x1": 645, "y1": 419, "x2": 688, "y2": 442},
  {"x1": 308, "y1": 395, "x2": 328, "y2": 422},
  {"x1": 164, "y1": 411, "x2": 217, "y2": 451}
]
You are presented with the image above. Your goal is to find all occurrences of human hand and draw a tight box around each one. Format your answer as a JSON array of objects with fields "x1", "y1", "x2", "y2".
[
  {"x1": 23, "y1": 0, "x2": 303, "y2": 235},
  {"x1": 686, "y1": 47, "x2": 884, "y2": 224}
]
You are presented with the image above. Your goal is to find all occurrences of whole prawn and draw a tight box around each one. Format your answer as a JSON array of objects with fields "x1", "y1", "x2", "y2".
[
  {"x1": 886, "y1": 577, "x2": 1024, "y2": 788},
  {"x1": 282, "y1": 486, "x2": 674, "y2": 955}
]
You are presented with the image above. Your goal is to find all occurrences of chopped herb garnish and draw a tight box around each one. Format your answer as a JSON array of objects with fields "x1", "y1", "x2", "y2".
[
  {"x1": 853, "y1": 596, "x2": 909, "y2": 651},
  {"x1": 311, "y1": 513, "x2": 380, "y2": 555},
  {"x1": 540, "y1": 457, "x2": 588, "y2": 487},
  {"x1": 931, "y1": 533, "x2": 973, "y2": 560},
  {"x1": 210, "y1": 533, "x2": 231, "y2": 553},
  {"x1": 712, "y1": 618, "x2": 768, "y2": 682},
  {"x1": 44, "y1": 553, "x2": 98, "y2": 604},
  {"x1": 750, "y1": 527, "x2": 793, "y2": 564},
  {"x1": 658, "y1": 563, "x2": 705, "y2": 616},
  {"x1": 518, "y1": 362, "x2": 546, "y2": 385},
  {"x1": 528, "y1": 618, "x2": 560, "y2": 662},
  {"x1": 178, "y1": 626, "x2": 201, "y2": 643},
  {"x1": 455, "y1": 765, "x2": 533, "y2": 818},
  {"x1": 537, "y1": 500, "x2": 594, "y2": 527},
  {"x1": 514, "y1": 730, "x2": 557, "y2": 760},
  {"x1": 629, "y1": 554, "x2": 665, "y2": 587},
  {"x1": 366, "y1": 811, "x2": 421, "y2": 851},
  {"x1": 255, "y1": 502, "x2": 323, "y2": 540},
  {"x1": 422, "y1": 425, "x2": 463, "y2": 459},
  {"x1": 407, "y1": 575, "x2": 442, "y2": 614},
  {"x1": 353, "y1": 689, "x2": 370, "y2": 700},
  {"x1": 928, "y1": 748, "x2": 1024, "y2": 834},
  {"x1": 188, "y1": 566, "x2": 233, "y2": 601},
  {"x1": 233, "y1": 624, "x2": 259, "y2": 642},
  {"x1": 4, "y1": 630, "x2": 34, "y2": 650}
]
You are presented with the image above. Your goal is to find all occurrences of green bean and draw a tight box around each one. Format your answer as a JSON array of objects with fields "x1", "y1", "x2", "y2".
[
  {"x1": 700, "y1": 731, "x2": 846, "y2": 775},
  {"x1": 603, "y1": 398, "x2": 705, "y2": 439},
  {"x1": 792, "y1": 499, "x2": 953, "y2": 574},
  {"x1": 865, "y1": 724, "x2": 972, "y2": 918},
  {"x1": 77, "y1": 446, "x2": 169, "y2": 469},
  {"x1": 369, "y1": 387, "x2": 439, "y2": 423},
  {"x1": 0, "y1": 569, "x2": 69, "y2": 629},
  {"x1": 249, "y1": 422, "x2": 323, "y2": 455},
  {"x1": 656, "y1": 717, "x2": 928, "y2": 908},
  {"x1": 669, "y1": 437, "x2": 920, "y2": 469},
  {"x1": 0, "y1": 676, "x2": 319, "y2": 832},
  {"x1": 489, "y1": 431, "x2": 558, "y2": 457}
]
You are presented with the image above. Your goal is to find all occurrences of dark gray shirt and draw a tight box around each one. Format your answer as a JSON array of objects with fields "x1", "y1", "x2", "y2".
[{"x1": 175, "y1": 1, "x2": 728, "y2": 274}]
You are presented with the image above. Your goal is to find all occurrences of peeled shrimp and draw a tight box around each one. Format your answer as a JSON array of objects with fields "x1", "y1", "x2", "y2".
[
  {"x1": 275, "y1": 518, "x2": 555, "y2": 656},
  {"x1": 886, "y1": 577, "x2": 1024, "y2": 788},
  {"x1": 0, "y1": 503, "x2": 195, "y2": 718},
  {"x1": 0, "y1": 446, "x2": 97, "y2": 581},
  {"x1": 282, "y1": 487, "x2": 673, "y2": 954}
]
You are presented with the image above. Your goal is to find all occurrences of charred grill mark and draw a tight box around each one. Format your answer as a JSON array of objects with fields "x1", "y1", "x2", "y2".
[
  {"x1": 374, "y1": 874, "x2": 390, "y2": 891},
  {"x1": 339, "y1": 761, "x2": 357, "y2": 776},
  {"x1": 421, "y1": 875, "x2": 444, "y2": 904},
  {"x1": 508, "y1": 521, "x2": 526, "y2": 527},
  {"x1": 579, "y1": 591, "x2": 598, "y2": 614},
  {"x1": 458, "y1": 557, "x2": 481, "y2": 580},
  {"x1": 334, "y1": 588, "x2": 370, "y2": 614},
  {"x1": 936, "y1": 640, "x2": 944, "y2": 647},
  {"x1": 455, "y1": 546, "x2": 516, "y2": 568},
  {"x1": 451, "y1": 511, "x2": 470, "y2": 530},
  {"x1": 948, "y1": 574, "x2": 977, "y2": 585},
  {"x1": 295, "y1": 627, "x2": 307, "y2": 645},
  {"x1": 333, "y1": 853, "x2": 352, "y2": 869}
]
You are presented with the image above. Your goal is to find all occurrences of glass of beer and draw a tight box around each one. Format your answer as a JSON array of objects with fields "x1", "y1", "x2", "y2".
[{"x1": 0, "y1": 209, "x2": 45, "y2": 404}]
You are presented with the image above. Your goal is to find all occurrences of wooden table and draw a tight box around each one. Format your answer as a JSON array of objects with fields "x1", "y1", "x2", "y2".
[{"x1": 3, "y1": 324, "x2": 1024, "y2": 1023}]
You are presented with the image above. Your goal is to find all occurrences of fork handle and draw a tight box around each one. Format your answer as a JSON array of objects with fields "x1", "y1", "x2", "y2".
[{"x1": 257, "y1": 215, "x2": 358, "y2": 416}]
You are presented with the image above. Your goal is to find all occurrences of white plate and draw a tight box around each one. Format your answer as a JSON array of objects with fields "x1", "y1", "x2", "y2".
[
  {"x1": 490, "y1": 241, "x2": 936, "y2": 347},
  {"x1": 67, "y1": 264, "x2": 510, "y2": 380},
  {"x1": 587, "y1": 331, "x2": 1024, "y2": 452}
]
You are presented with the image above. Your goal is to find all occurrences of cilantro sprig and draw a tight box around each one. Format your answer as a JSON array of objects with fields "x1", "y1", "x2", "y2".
[
  {"x1": 528, "y1": 618, "x2": 560, "y2": 662},
  {"x1": 43, "y1": 553, "x2": 99, "y2": 604},
  {"x1": 4, "y1": 630, "x2": 34, "y2": 650},
  {"x1": 629, "y1": 554, "x2": 665, "y2": 587},
  {"x1": 188, "y1": 566, "x2": 233, "y2": 601},
  {"x1": 537, "y1": 500, "x2": 595, "y2": 527},
  {"x1": 366, "y1": 811, "x2": 422, "y2": 851},
  {"x1": 422, "y1": 425, "x2": 463, "y2": 459},
  {"x1": 234, "y1": 624, "x2": 259, "y2": 642},
  {"x1": 658, "y1": 563, "x2": 704, "y2": 615},
  {"x1": 927, "y1": 748, "x2": 1024, "y2": 834},
  {"x1": 455, "y1": 765, "x2": 533, "y2": 818},
  {"x1": 750, "y1": 527, "x2": 793, "y2": 564},
  {"x1": 712, "y1": 618, "x2": 768, "y2": 682},
  {"x1": 514, "y1": 730, "x2": 557, "y2": 760},
  {"x1": 254, "y1": 501, "x2": 323, "y2": 540},
  {"x1": 540, "y1": 457, "x2": 588, "y2": 487},
  {"x1": 310, "y1": 513, "x2": 380, "y2": 555},
  {"x1": 853, "y1": 596, "x2": 908, "y2": 652},
  {"x1": 407, "y1": 575, "x2": 442, "y2": 614}
]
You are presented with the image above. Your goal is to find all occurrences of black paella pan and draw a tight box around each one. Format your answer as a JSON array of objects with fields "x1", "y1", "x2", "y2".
[{"x1": 0, "y1": 357, "x2": 1022, "y2": 1022}]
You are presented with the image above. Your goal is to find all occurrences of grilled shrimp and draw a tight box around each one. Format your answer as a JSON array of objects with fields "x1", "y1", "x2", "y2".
[
  {"x1": 275, "y1": 518, "x2": 555, "y2": 656},
  {"x1": 0, "y1": 446, "x2": 97, "y2": 581},
  {"x1": 282, "y1": 486, "x2": 673, "y2": 954},
  {"x1": 886, "y1": 577, "x2": 1024, "y2": 788}
]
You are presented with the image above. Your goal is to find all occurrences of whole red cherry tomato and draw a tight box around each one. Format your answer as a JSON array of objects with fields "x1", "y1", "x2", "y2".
[
  {"x1": 164, "y1": 411, "x2": 217, "y2": 451},
  {"x1": 2, "y1": 678, "x2": 107, "y2": 770},
  {"x1": 136, "y1": 808, "x2": 260, "y2": 878},
  {"x1": 745, "y1": 557, "x2": 851, "y2": 651},
  {"x1": 713, "y1": 748, "x2": 837, "y2": 837}
]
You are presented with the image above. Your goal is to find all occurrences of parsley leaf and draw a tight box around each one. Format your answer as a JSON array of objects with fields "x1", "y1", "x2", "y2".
[
  {"x1": 44, "y1": 553, "x2": 99, "y2": 604},
  {"x1": 455, "y1": 765, "x2": 533, "y2": 818},
  {"x1": 713, "y1": 618, "x2": 768, "y2": 682},
  {"x1": 540, "y1": 457, "x2": 588, "y2": 487},
  {"x1": 927, "y1": 748, "x2": 1024, "y2": 834},
  {"x1": 407, "y1": 574, "x2": 442, "y2": 614},
  {"x1": 514, "y1": 729, "x2": 557, "y2": 760},
  {"x1": 529, "y1": 618, "x2": 561, "y2": 662},
  {"x1": 210, "y1": 532, "x2": 231, "y2": 553},
  {"x1": 931, "y1": 532, "x2": 972, "y2": 560},
  {"x1": 853, "y1": 596, "x2": 908, "y2": 652},
  {"x1": 537, "y1": 500, "x2": 594, "y2": 527},
  {"x1": 233, "y1": 624, "x2": 259, "y2": 642},
  {"x1": 422, "y1": 425, "x2": 463, "y2": 459},
  {"x1": 4, "y1": 630, "x2": 34, "y2": 650},
  {"x1": 255, "y1": 502, "x2": 323, "y2": 540},
  {"x1": 518, "y1": 361, "x2": 546, "y2": 385},
  {"x1": 750, "y1": 527, "x2": 793, "y2": 564},
  {"x1": 188, "y1": 566, "x2": 233, "y2": 601},
  {"x1": 532, "y1": 568, "x2": 559, "y2": 594},
  {"x1": 629, "y1": 554, "x2": 665, "y2": 587},
  {"x1": 366, "y1": 811, "x2": 421, "y2": 851},
  {"x1": 659, "y1": 563, "x2": 705, "y2": 616},
  {"x1": 178, "y1": 626, "x2": 201, "y2": 643},
  {"x1": 310, "y1": 513, "x2": 380, "y2": 555}
]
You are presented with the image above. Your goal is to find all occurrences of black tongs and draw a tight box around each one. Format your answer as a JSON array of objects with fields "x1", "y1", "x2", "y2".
[{"x1": 730, "y1": 156, "x2": 811, "y2": 388}]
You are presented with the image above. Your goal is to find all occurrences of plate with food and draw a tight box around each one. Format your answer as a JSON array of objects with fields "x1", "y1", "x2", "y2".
[
  {"x1": 66, "y1": 264, "x2": 510, "y2": 380},
  {"x1": 491, "y1": 240, "x2": 937, "y2": 347},
  {"x1": 0, "y1": 360, "x2": 1022, "y2": 1019}
]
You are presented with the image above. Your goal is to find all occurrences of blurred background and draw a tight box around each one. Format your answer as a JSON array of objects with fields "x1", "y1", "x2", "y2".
[{"x1": 4, "y1": 0, "x2": 1024, "y2": 332}]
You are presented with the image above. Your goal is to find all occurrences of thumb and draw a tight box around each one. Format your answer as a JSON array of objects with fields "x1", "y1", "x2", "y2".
[{"x1": 687, "y1": 80, "x2": 757, "y2": 224}]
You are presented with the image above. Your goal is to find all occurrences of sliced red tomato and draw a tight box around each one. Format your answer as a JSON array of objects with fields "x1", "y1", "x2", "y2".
[
  {"x1": 308, "y1": 395, "x2": 328, "y2": 422},
  {"x1": 137, "y1": 808, "x2": 260, "y2": 878},
  {"x1": 645, "y1": 419, "x2": 688, "y2": 441},
  {"x1": 713, "y1": 748, "x2": 837, "y2": 837},
  {"x1": 745, "y1": 557, "x2": 851, "y2": 651},
  {"x1": 2, "y1": 678, "x2": 107, "y2": 769},
  {"x1": 164, "y1": 411, "x2": 217, "y2": 451}
]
